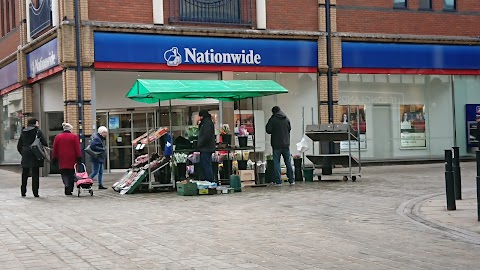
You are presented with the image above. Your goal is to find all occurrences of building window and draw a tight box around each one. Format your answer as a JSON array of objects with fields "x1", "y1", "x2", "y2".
[
  {"x1": 169, "y1": 0, "x2": 253, "y2": 26},
  {"x1": 393, "y1": 0, "x2": 407, "y2": 9},
  {"x1": 0, "y1": 0, "x2": 16, "y2": 38},
  {"x1": 444, "y1": 0, "x2": 456, "y2": 11},
  {"x1": 419, "y1": 0, "x2": 432, "y2": 10}
]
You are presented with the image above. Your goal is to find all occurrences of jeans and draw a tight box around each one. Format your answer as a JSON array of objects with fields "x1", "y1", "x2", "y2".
[
  {"x1": 273, "y1": 147, "x2": 294, "y2": 184},
  {"x1": 200, "y1": 152, "x2": 214, "y2": 181},
  {"x1": 89, "y1": 162, "x2": 104, "y2": 186},
  {"x1": 60, "y1": 169, "x2": 75, "y2": 194},
  {"x1": 21, "y1": 167, "x2": 39, "y2": 196}
]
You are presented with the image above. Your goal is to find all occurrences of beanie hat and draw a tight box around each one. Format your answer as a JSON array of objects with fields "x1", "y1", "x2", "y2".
[
  {"x1": 199, "y1": 110, "x2": 210, "y2": 118},
  {"x1": 62, "y1": 123, "x2": 73, "y2": 131},
  {"x1": 271, "y1": 106, "x2": 281, "y2": 114}
]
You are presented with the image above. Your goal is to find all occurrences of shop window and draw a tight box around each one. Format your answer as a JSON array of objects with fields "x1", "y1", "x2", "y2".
[
  {"x1": 0, "y1": 91, "x2": 23, "y2": 164},
  {"x1": 419, "y1": 0, "x2": 432, "y2": 10},
  {"x1": 170, "y1": 0, "x2": 253, "y2": 26},
  {"x1": 444, "y1": 0, "x2": 456, "y2": 11},
  {"x1": 393, "y1": 0, "x2": 407, "y2": 9}
]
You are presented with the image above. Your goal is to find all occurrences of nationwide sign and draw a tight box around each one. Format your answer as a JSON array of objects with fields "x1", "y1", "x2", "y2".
[
  {"x1": 94, "y1": 33, "x2": 317, "y2": 72},
  {"x1": 26, "y1": 38, "x2": 58, "y2": 78}
]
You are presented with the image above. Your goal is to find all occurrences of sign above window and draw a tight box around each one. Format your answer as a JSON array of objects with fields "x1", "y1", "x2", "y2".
[
  {"x1": 29, "y1": 0, "x2": 52, "y2": 38},
  {"x1": 26, "y1": 38, "x2": 58, "y2": 78}
]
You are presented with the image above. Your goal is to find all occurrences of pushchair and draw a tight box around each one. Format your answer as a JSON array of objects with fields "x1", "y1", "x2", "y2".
[{"x1": 74, "y1": 163, "x2": 94, "y2": 197}]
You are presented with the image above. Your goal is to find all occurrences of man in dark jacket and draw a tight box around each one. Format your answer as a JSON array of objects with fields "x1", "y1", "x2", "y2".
[
  {"x1": 197, "y1": 110, "x2": 216, "y2": 181},
  {"x1": 17, "y1": 118, "x2": 47, "y2": 197},
  {"x1": 266, "y1": 106, "x2": 294, "y2": 186}
]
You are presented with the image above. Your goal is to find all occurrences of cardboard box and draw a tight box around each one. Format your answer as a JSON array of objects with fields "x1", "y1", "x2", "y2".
[{"x1": 238, "y1": 170, "x2": 255, "y2": 181}]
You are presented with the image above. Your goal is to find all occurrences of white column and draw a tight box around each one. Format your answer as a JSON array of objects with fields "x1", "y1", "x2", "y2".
[
  {"x1": 51, "y1": 0, "x2": 59, "y2": 27},
  {"x1": 153, "y1": 0, "x2": 164, "y2": 25},
  {"x1": 256, "y1": 0, "x2": 266, "y2": 30},
  {"x1": 25, "y1": 0, "x2": 31, "y2": 42}
]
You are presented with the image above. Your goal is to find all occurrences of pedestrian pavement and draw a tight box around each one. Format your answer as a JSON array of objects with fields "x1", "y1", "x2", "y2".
[{"x1": 0, "y1": 162, "x2": 479, "y2": 269}]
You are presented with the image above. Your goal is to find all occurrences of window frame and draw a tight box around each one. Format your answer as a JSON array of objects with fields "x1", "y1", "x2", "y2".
[
  {"x1": 178, "y1": 0, "x2": 242, "y2": 25},
  {"x1": 393, "y1": 0, "x2": 408, "y2": 9},
  {"x1": 444, "y1": 0, "x2": 457, "y2": 11},
  {"x1": 0, "y1": 0, "x2": 5, "y2": 37}
]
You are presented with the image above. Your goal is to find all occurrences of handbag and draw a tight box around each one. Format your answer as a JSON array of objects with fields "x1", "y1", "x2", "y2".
[
  {"x1": 85, "y1": 145, "x2": 101, "y2": 157},
  {"x1": 30, "y1": 131, "x2": 45, "y2": 161},
  {"x1": 43, "y1": 146, "x2": 51, "y2": 162}
]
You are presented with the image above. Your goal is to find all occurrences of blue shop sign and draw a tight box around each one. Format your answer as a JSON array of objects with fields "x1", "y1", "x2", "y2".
[
  {"x1": 0, "y1": 61, "x2": 18, "y2": 90},
  {"x1": 29, "y1": 0, "x2": 52, "y2": 38},
  {"x1": 342, "y1": 42, "x2": 480, "y2": 70},
  {"x1": 94, "y1": 32, "x2": 318, "y2": 69},
  {"x1": 26, "y1": 38, "x2": 58, "y2": 78}
]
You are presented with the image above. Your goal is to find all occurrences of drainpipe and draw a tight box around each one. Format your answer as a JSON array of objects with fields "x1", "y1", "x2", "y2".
[
  {"x1": 74, "y1": 0, "x2": 85, "y2": 160},
  {"x1": 326, "y1": 0, "x2": 333, "y2": 123}
]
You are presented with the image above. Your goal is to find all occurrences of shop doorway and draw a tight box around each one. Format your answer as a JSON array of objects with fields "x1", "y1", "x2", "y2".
[
  {"x1": 45, "y1": 112, "x2": 64, "y2": 174},
  {"x1": 372, "y1": 105, "x2": 393, "y2": 159}
]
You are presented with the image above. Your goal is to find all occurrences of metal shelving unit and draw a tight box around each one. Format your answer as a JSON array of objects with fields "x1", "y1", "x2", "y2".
[{"x1": 305, "y1": 105, "x2": 361, "y2": 181}]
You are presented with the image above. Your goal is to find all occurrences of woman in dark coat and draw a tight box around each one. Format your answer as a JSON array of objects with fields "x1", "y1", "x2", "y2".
[
  {"x1": 52, "y1": 123, "x2": 82, "y2": 195},
  {"x1": 17, "y1": 118, "x2": 47, "y2": 197},
  {"x1": 89, "y1": 126, "x2": 108, "y2": 189}
]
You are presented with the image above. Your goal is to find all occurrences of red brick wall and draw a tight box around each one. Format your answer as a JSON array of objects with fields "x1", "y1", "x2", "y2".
[
  {"x1": 336, "y1": 0, "x2": 480, "y2": 36},
  {"x1": 266, "y1": 0, "x2": 318, "y2": 31},
  {"x1": 88, "y1": 0, "x2": 318, "y2": 31},
  {"x1": 89, "y1": 0, "x2": 154, "y2": 24}
]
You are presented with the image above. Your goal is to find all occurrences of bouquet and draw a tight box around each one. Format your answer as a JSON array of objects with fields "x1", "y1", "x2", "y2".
[
  {"x1": 292, "y1": 154, "x2": 302, "y2": 159},
  {"x1": 187, "y1": 126, "x2": 199, "y2": 139},
  {"x1": 173, "y1": 153, "x2": 188, "y2": 164},
  {"x1": 219, "y1": 124, "x2": 230, "y2": 135},
  {"x1": 188, "y1": 152, "x2": 200, "y2": 163},
  {"x1": 238, "y1": 125, "x2": 249, "y2": 137}
]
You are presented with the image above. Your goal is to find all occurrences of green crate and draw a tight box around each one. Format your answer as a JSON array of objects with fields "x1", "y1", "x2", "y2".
[{"x1": 177, "y1": 182, "x2": 198, "y2": 196}]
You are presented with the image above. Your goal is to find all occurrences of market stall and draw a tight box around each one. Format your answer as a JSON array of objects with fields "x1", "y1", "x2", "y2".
[{"x1": 119, "y1": 79, "x2": 288, "y2": 194}]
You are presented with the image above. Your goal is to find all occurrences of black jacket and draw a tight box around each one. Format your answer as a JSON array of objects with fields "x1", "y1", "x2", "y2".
[
  {"x1": 197, "y1": 116, "x2": 216, "y2": 152},
  {"x1": 17, "y1": 126, "x2": 47, "y2": 168},
  {"x1": 266, "y1": 111, "x2": 291, "y2": 149}
]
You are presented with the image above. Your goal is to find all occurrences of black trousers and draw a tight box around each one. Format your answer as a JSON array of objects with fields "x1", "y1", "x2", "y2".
[
  {"x1": 60, "y1": 169, "x2": 75, "y2": 194},
  {"x1": 21, "y1": 167, "x2": 39, "y2": 196}
]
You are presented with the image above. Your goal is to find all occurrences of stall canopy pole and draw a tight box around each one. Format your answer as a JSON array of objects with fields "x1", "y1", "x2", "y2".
[{"x1": 251, "y1": 98, "x2": 258, "y2": 184}]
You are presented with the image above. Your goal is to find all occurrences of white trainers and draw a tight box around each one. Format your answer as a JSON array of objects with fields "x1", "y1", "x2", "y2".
[
  {"x1": 289, "y1": 182, "x2": 295, "y2": 186},
  {"x1": 273, "y1": 183, "x2": 283, "y2": 187}
]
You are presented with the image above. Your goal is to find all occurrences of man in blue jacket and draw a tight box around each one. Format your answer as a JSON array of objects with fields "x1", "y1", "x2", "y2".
[{"x1": 266, "y1": 106, "x2": 294, "y2": 186}]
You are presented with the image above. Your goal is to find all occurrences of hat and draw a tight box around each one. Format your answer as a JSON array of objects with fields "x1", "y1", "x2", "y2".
[
  {"x1": 199, "y1": 110, "x2": 210, "y2": 118},
  {"x1": 62, "y1": 122, "x2": 73, "y2": 131}
]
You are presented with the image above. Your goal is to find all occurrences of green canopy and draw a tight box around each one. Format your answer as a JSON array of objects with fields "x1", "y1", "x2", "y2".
[{"x1": 126, "y1": 79, "x2": 288, "y2": 103}]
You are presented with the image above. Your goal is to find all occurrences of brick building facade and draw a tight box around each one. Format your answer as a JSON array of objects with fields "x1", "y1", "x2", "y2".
[{"x1": 1, "y1": 0, "x2": 479, "y2": 167}]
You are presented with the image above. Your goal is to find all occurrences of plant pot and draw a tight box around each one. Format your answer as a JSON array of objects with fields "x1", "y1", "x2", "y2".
[
  {"x1": 176, "y1": 163, "x2": 187, "y2": 181},
  {"x1": 212, "y1": 162, "x2": 219, "y2": 181},
  {"x1": 194, "y1": 163, "x2": 203, "y2": 180},
  {"x1": 222, "y1": 159, "x2": 233, "y2": 178},
  {"x1": 237, "y1": 160, "x2": 248, "y2": 170},
  {"x1": 265, "y1": 159, "x2": 275, "y2": 184},
  {"x1": 192, "y1": 140, "x2": 198, "y2": 149},
  {"x1": 293, "y1": 158, "x2": 302, "y2": 168},
  {"x1": 221, "y1": 134, "x2": 232, "y2": 146},
  {"x1": 258, "y1": 172, "x2": 266, "y2": 184},
  {"x1": 238, "y1": 136, "x2": 248, "y2": 148},
  {"x1": 303, "y1": 167, "x2": 314, "y2": 182}
]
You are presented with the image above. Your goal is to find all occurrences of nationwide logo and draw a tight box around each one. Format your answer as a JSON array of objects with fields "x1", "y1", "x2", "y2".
[
  {"x1": 30, "y1": 51, "x2": 57, "y2": 76},
  {"x1": 164, "y1": 47, "x2": 262, "y2": 67}
]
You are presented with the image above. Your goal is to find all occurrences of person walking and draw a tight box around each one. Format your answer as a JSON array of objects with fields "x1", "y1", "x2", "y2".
[
  {"x1": 266, "y1": 106, "x2": 294, "y2": 186},
  {"x1": 197, "y1": 110, "x2": 216, "y2": 181},
  {"x1": 17, "y1": 118, "x2": 47, "y2": 197},
  {"x1": 89, "y1": 126, "x2": 108, "y2": 189},
  {"x1": 52, "y1": 123, "x2": 82, "y2": 195}
]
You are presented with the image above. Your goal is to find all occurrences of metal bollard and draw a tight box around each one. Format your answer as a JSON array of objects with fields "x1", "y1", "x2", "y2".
[
  {"x1": 452, "y1": 146, "x2": 462, "y2": 200},
  {"x1": 476, "y1": 151, "x2": 480, "y2": 221},
  {"x1": 445, "y1": 150, "x2": 456, "y2": 211}
]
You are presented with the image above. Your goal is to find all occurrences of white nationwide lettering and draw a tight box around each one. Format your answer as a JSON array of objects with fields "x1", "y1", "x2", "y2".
[
  {"x1": 183, "y1": 48, "x2": 261, "y2": 65},
  {"x1": 30, "y1": 51, "x2": 57, "y2": 76}
]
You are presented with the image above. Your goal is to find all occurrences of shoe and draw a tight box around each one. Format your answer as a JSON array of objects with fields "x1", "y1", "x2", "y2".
[
  {"x1": 21, "y1": 194, "x2": 26, "y2": 197},
  {"x1": 34, "y1": 195, "x2": 39, "y2": 198},
  {"x1": 98, "y1": 185, "x2": 107, "y2": 190},
  {"x1": 273, "y1": 183, "x2": 283, "y2": 187},
  {"x1": 289, "y1": 182, "x2": 295, "y2": 186}
]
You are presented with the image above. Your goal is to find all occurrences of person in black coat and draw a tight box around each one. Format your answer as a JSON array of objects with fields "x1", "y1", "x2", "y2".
[
  {"x1": 266, "y1": 106, "x2": 294, "y2": 186},
  {"x1": 17, "y1": 118, "x2": 47, "y2": 197},
  {"x1": 197, "y1": 110, "x2": 216, "y2": 181}
]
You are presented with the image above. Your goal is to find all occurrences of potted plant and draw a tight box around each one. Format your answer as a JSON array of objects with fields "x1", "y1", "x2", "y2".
[
  {"x1": 187, "y1": 126, "x2": 199, "y2": 148},
  {"x1": 219, "y1": 124, "x2": 231, "y2": 146},
  {"x1": 237, "y1": 125, "x2": 249, "y2": 148},
  {"x1": 292, "y1": 154, "x2": 303, "y2": 182},
  {"x1": 237, "y1": 150, "x2": 248, "y2": 170},
  {"x1": 173, "y1": 153, "x2": 188, "y2": 180},
  {"x1": 222, "y1": 153, "x2": 234, "y2": 179}
]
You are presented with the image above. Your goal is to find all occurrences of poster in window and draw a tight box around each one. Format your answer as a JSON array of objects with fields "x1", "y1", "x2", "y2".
[
  {"x1": 339, "y1": 105, "x2": 367, "y2": 150},
  {"x1": 400, "y1": 104, "x2": 426, "y2": 148}
]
